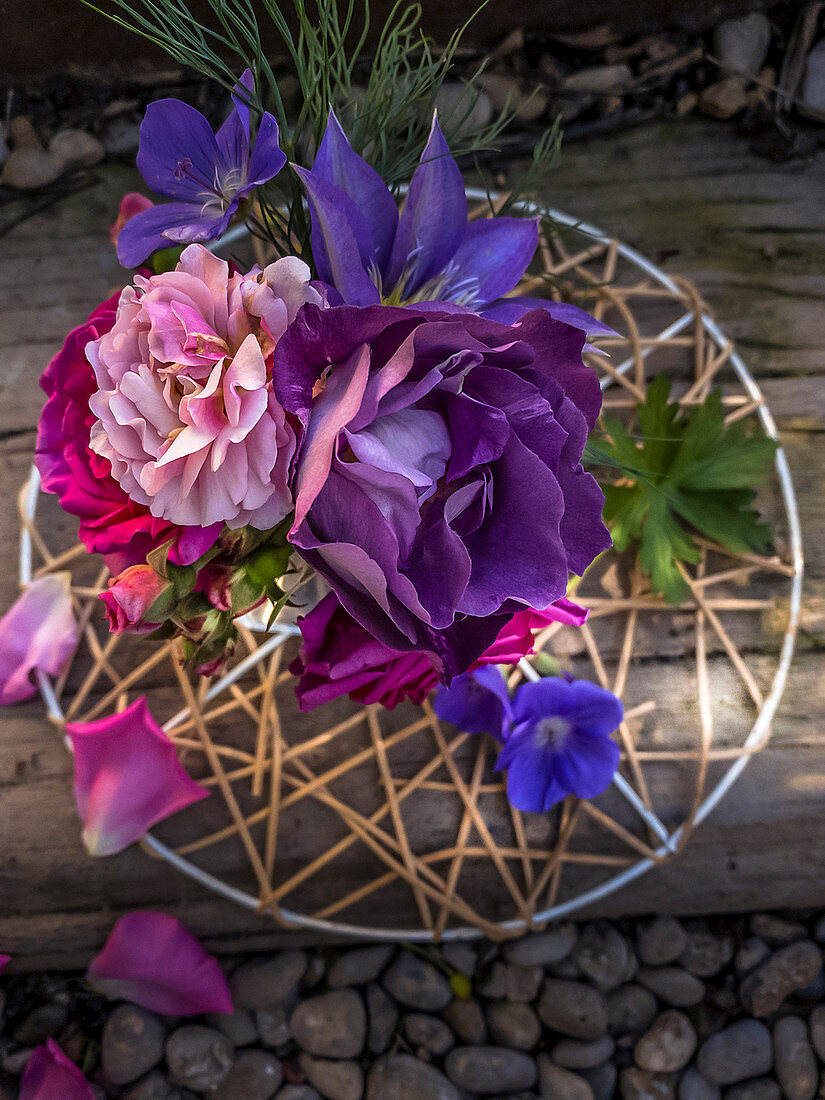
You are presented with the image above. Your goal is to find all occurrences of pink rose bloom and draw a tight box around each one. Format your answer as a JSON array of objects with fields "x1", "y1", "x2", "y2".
[
  {"x1": 35, "y1": 294, "x2": 222, "y2": 574},
  {"x1": 109, "y1": 192, "x2": 155, "y2": 249},
  {"x1": 100, "y1": 564, "x2": 167, "y2": 635},
  {"x1": 86, "y1": 244, "x2": 322, "y2": 529},
  {"x1": 290, "y1": 592, "x2": 588, "y2": 711}
]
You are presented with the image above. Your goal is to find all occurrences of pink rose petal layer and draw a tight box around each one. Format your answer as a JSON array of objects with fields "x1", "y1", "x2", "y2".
[
  {"x1": 66, "y1": 697, "x2": 209, "y2": 856},
  {"x1": 87, "y1": 912, "x2": 233, "y2": 1015},
  {"x1": 19, "y1": 1039, "x2": 96, "y2": 1100},
  {"x1": 0, "y1": 574, "x2": 78, "y2": 704}
]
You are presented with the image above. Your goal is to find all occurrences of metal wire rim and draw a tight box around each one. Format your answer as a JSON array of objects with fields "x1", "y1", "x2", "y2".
[{"x1": 20, "y1": 198, "x2": 804, "y2": 941}]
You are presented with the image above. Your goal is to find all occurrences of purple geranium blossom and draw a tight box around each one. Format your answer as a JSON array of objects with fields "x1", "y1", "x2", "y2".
[
  {"x1": 495, "y1": 677, "x2": 623, "y2": 812},
  {"x1": 294, "y1": 110, "x2": 611, "y2": 337},
  {"x1": 433, "y1": 665, "x2": 512, "y2": 740},
  {"x1": 117, "y1": 70, "x2": 286, "y2": 267}
]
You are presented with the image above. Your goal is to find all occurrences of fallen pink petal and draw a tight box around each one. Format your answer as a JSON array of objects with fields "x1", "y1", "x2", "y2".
[
  {"x1": 86, "y1": 911, "x2": 233, "y2": 1015},
  {"x1": 18, "y1": 1038, "x2": 96, "y2": 1100},
  {"x1": 66, "y1": 697, "x2": 209, "y2": 856},
  {"x1": 0, "y1": 954, "x2": 9, "y2": 973},
  {"x1": 0, "y1": 573, "x2": 78, "y2": 705}
]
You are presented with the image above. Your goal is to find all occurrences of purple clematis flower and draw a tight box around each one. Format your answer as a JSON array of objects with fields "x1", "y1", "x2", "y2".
[
  {"x1": 117, "y1": 70, "x2": 286, "y2": 267},
  {"x1": 294, "y1": 110, "x2": 611, "y2": 337},
  {"x1": 433, "y1": 665, "x2": 512, "y2": 741},
  {"x1": 495, "y1": 677, "x2": 623, "y2": 813}
]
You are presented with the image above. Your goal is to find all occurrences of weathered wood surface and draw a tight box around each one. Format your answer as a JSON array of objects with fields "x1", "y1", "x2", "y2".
[{"x1": 1, "y1": 118, "x2": 825, "y2": 970}]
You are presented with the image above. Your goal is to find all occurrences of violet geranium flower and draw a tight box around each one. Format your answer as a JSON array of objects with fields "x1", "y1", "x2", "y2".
[
  {"x1": 433, "y1": 666, "x2": 512, "y2": 741},
  {"x1": 495, "y1": 677, "x2": 623, "y2": 812},
  {"x1": 117, "y1": 70, "x2": 286, "y2": 267},
  {"x1": 294, "y1": 110, "x2": 611, "y2": 337}
]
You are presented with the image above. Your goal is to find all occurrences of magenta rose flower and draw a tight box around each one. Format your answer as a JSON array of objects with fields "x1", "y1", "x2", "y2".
[
  {"x1": 35, "y1": 294, "x2": 221, "y2": 573},
  {"x1": 276, "y1": 304, "x2": 610, "y2": 677},
  {"x1": 100, "y1": 564, "x2": 168, "y2": 635},
  {"x1": 86, "y1": 244, "x2": 323, "y2": 530},
  {"x1": 290, "y1": 591, "x2": 589, "y2": 711}
]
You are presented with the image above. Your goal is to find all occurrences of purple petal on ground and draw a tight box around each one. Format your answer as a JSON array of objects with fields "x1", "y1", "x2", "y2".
[
  {"x1": 0, "y1": 574, "x2": 78, "y2": 705},
  {"x1": 245, "y1": 113, "x2": 287, "y2": 188},
  {"x1": 19, "y1": 1039, "x2": 96, "y2": 1100},
  {"x1": 433, "y1": 665, "x2": 512, "y2": 740},
  {"x1": 116, "y1": 202, "x2": 226, "y2": 267},
  {"x1": 136, "y1": 99, "x2": 222, "y2": 201},
  {"x1": 384, "y1": 113, "x2": 467, "y2": 295},
  {"x1": 313, "y1": 111, "x2": 399, "y2": 273},
  {"x1": 447, "y1": 216, "x2": 539, "y2": 304},
  {"x1": 483, "y1": 296, "x2": 617, "y2": 337}
]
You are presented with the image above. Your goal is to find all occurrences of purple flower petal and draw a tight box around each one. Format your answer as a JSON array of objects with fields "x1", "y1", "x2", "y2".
[
  {"x1": 116, "y1": 201, "x2": 227, "y2": 267},
  {"x1": 447, "y1": 216, "x2": 539, "y2": 305},
  {"x1": 86, "y1": 912, "x2": 233, "y2": 1015},
  {"x1": 483, "y1": 296, "x2": 617, "y2": 336},
  {"x1": 313, "y1": 111, "x2": 399, "y2": 274},
  {"x1": 555, "y1": 729, "x2": 621, "y2": 799},
  {"x1": 19, "y1": 1039, "x2": 96, "y2": 1100},
  {"x1": 494, "y1": 726, "x2": 567, "y2": 812},
  {"x1": 136, "y1": 99, "x2": 222, "y2": 202},
  {"x1": 433, "y1": 665, "x2": 512, "y2": 740},
  {"x1": 384, "y1": 113, "x2": 467, "y2": 296},
  {"x1": 0, "y1": 574, "x2": 77, "y2": 705},
  {"x1": 0, "y1": 954, "x2": 10, "y2": 973},
  {"x1": 245, "y1": 112, "x2": 287, "y2": 189}
]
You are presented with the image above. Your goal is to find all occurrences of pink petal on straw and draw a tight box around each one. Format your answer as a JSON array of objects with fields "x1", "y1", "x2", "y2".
[
  {"x1": 0, "y1": 573, "x2": 78, "y2": 704},
  {"x1": 66, "y1": 697, "x2": 209, "y2": 856},
  {"x1": 87, "y1": 912, "x2": 233, "y2": 1015},
  {"x1": 19, "y1": 1039, "x2": 96, "y2": 1100}
]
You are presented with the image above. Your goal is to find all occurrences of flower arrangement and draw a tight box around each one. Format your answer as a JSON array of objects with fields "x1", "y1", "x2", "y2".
[{"x1": 1, "y1": 0, "x2": 783, "y2": 883}]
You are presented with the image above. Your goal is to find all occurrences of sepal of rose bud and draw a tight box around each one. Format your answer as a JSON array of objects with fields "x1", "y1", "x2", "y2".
[
  {"x1": 109, "y1": 192, "x2": 154, "y2": 249},
  {"x1": 66, "y1": 697, "x2": 209, "y2": 856},
  {"x1": 19, "y1": 1039, "x2": 96, "y2": 1100},
  {"x1": 101, "y1": 565, "x2": 170, "y2": 635}
]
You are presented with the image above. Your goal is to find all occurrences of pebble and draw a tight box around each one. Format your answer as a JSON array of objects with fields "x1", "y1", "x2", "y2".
[
  {"x1": 538, "y1": 1055, "x2": 594, "y2": 1100},
  {"x1": 561, "y1": 64, "x2": 632, "y2": 94},
  {"x1": 1, "y1": 147, "x2": 64, "y2": 189},
  {"x1": 679, "y1": 932, "x2": 734, "y2": 978},
  {"x1": 634, "y1": 1011, "x2": 697, "y2": 1073},
  {"x1": 366, "y1": 1053, "x2": 460, "y2": 1100},
  {"x1": 607, "y1": 984, "x2": 659, "y2": 1035},
  {"x1": 13, "y1": 1002, "x2": 68, "y2": 1045},
  {"x1": 403, "y1": 1012, "x2": 454, "y2": 1055},
  {"x1": 552, "y1": 1035, "x2": 614, "y2": 1069},
  {"x1": 739, "y1": 941, "x2": 822, "y2": 1016},
  {"x1": 209, "y1": 1050, "x2": 283, "y2": 1099},
  {"x1": 476, "y1": 73, "x2": 549, "y2": 124},
  {"x1": 638, "y1": 918, "x2": 688, "y2": 967},
  {"x1": 121, "y1": 1071, "x2": 183, "y2": 1099},
  {"x1": 290, "y1": 990, "x2": 365, "y2": 1058},
  {"x1": 699, "y1": 77, "x2": 748, "y2": 121},
  {"x1": 723, "y1": 1081, "x2": 780, "y2": 1100},
  {"x1": 48, "y1": 129, "x2": 104, "y2": 168},
  {"x1": 802, "y1": 38, "x2": 825, "y2": 122},
  {"x1": 165, "y1": 1026, "x2": 234, "y2": 1093},
  {"x1": 734, "y1": 938, "x2": 770, "y2": 977},
  {"x1": 256, "y1": 1007, "x2": 290, "y2": 1048},
  {"x1": 382, "y1": 951, "x2": 451, "y2": 1011},
  {"x1": 538, "y1": 979, "x2": 608, "y2": 1040},
  {"x1": 678, "y1": 1067, "x2": 720, "y2": 1100},
  {"x1": 750, "y1": 915, "x2": 807, "y2": 946},
  {"x1": 101, "y1": 1005, "x2": 165, "y2": 1086},
  {"x1": 230, "y1": 952, "x2": 308, "y2": 1010},
  {"x1": 101, "y1": 114, "x2": 142, "y2": 156},
  {"x1": 205, "y1": 1008, "x2": 258, "y2": 1047},
  {"x1": 809, "y1": 1003, "x2": 825, "y2": 1059},
  {"x1": 573, "y1": 924, "x2": 637, "y2": 991},
  {"x1": 445, "y1": 1046, "x2": 537, "y2": 1094},
  {"x1": 697, "y1": 1020, "x2": 773, "y2": 1086},
  {"x1": 505, "y1": 924, "x2": 578, "y2": 966},
  {"x1": 773, "y1": 1015, "x2": 817, "y2": 1100},
  {"x1": 504, "y1": 962, "x2": 544, "y2": 1002},
  {"x1": 441, "y1": 943, "x2": 476, "y2": 977},
  {"x1": 479, "y1": 961, "x2": 507, "y2": 998},
  {"x1": 276, "y1": 1089, "x2": 320, "y2": 1100},
  {"x1": 327, "y1": 946, "x2": 392, "y2": 988},
  {"x1": 433, "y1": 82, "x2": 494, "y2": 135},
  {"x1": 581, "y1": 1060, "x2": 617, "y2": 1100},
  {"x1": 365, "y1": 982, "x2": 398, "y2": 1054},
  {"x1": 636, "y1": 967, "x2": 706, "y2": 1008},
  {"x1": 444, "y1": 997, "x2": 487, "y2": 1044},
  {"x1": 299, "y1": 1054, "x2": 363, "y2": 1100},
  {"x1": 619, "y1": 1067, "x2": 677, "y2": 1099},
  {"x1": 713, "y1": 13, "x2": 771, "y2": 77},
  {"x1": 487, "y1": 1002, "x2": 541, "y2": 1050},
  {"x1": 9, "y1": 115, "x2": 40, "y2": 147}
]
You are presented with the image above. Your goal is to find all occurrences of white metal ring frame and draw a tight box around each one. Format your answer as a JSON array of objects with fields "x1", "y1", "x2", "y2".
[{"x1": 20, "y1": 200, "x2": 804, "y2": 941}]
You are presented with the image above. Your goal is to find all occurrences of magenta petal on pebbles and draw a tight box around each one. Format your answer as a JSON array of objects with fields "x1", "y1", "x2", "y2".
[
  {"x1": 87, "y1": 912, "x2": 233, "y2": 1016},
  {"x1": 0, "y1": 573, "x2": 78, "y2": 705},
  {"x1": 19, "y1": 1039, "x2": 96, "y2": 1100},
  {"x1": 66, "y1": 697, "x2": 208, "y2": 856},
  {"x1": 0, "y1": 954, "x2": 10, "y2": 972}
]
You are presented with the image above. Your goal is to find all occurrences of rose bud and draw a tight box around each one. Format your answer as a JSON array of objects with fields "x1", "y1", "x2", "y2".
[{"x1": 100, "y1": 565, "x2": 169, "y2": 635}]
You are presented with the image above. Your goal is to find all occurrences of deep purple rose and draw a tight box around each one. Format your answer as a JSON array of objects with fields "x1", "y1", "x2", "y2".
[{"x1": 275, "y1": 303, "x2": 610, "y2": 677}]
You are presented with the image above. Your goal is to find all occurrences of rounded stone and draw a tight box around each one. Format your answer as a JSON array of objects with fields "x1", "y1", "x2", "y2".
[
  {"x1": 551, "y1": 1035, "x2": 614, "y2": 1070},
  {"x1": 205, "y1": 1009, "x2": 258, "y2": 1047},
  {"x1": 750, "y1": 915, "x2": 807, "y2": 946},
  {"x1": 713, "y1": 12, "x2": 771, "y2": 78},
  {"x1": 290, "y1": 990, "x2": 366, "y2": 1058},
  {"x1": 275, "y1": 1089, "x2": 321, "y2": 1100},
  {"x1": 298, "y1": 1054, "x2": 363, "y2": 1100},
  {"x1": 366, "y1": 1053, "x2": 460, "y2": 1100},
  {"x1": 607, "y1": 984, "x2": 659, "y2": 1036},
  {"x1": 636, "y1": 967, "x2": 705, "y2": 1007},
  {"x1": 479, "y1": 961, "x2": 508, "y2": 999},
  {"x1": 2, "y1": 148, "x2": 64, "y2": 190},
  {"x1": 121, "y1": 1071, "x2": 183, "y2": 1099},
  {"x1": 327, "y1": 946, "x2": 393, "y2": 988},
  {"x1": 13, "y1": 1002, "x2": 69, "y2": 1045},
  {"x1": 382, "y1": 951, "x2": 451, "y2": 1011},
  {"x1": 503, "y1": 963, "x2": 544, "y2": 1002},
  {"x1": 638, "y1": 918, "x2": 688, "y2": 967},
  {"x1": 734, "y1": 938, "x2": 770, "y2": 977},
  {"x1": 723, "y1": 1081, "x2": 780, "y2": 1100},
  {"x1": 487, "y1": 1002, "x2": 541, "y2": 1051},
  {"x1": 365, "y1": 982, "x2": 398, "y2": 1054},
  {"x1": 403, "y1": 1012, "x2": 454, "y2": 1055},
  {"x1": 441, "y1": 943, "x2": 476, "y2": 977},
  {"x1": 101, "y1": 1005, "x2": 165, "y2": 1086},
  {"x1": 209, "y1": 1050, "x2": 283, "y2": 1100},
  {"x1": 444, "y1": 997, "x2": 487, "y2": 1044},
  {"x1": 678, "y1": 1067, "x2": 720, "y2": 1100},
  {"x1": 619, "y1": 1067, "x2": 677, "y2": 1100},
  {"x1": 256, "y1": 1007, "x2": 290, "y2": 1048},
  {"x1": 739, "y1": 942, "x2": 822, "y2": 1017},
  {"x1": 581, "y1": 1060, "x2": 617, "y2": 1100},
  {"x1": 538, "y1": 1055, "x2": 594, "y2": 1100},
  {"x1": 634, "y1": 1011, "x2": 697, "y2": 1073},
  {"x1": 773, "y1": 1015, "x2": 817, "y2": 1100},
  {"x1": 230, "y1": 952, "x2": 308, "y2": 1010},
  {"x1": 679, "y1": 931, "x2": 734, "y2": 978},
  {"x1": 697, "y1": 1020, "x2": 773, "y2": 1086},
  {"x1": 505, "y1": 925, "x2": 578, "y2": 966},
  {"x1": 538, "y1": 979, "x2": 608, "y2": 1040},
  {"x1": 573, "y1": 924, "x2": 637, "y2": 991},
  {"x1": 445, "y1": 1046, "x2": 537, "y2": 1095},
  {"x1": 809, "y1": 1003, "x2": 825, "y2": 1060},
  {"x1": 48, "y1": 129, "x2": 104, "y2": 168},
  {"x1": 165, "y1": 1026, "x2": 234, "y2": 1093}
]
